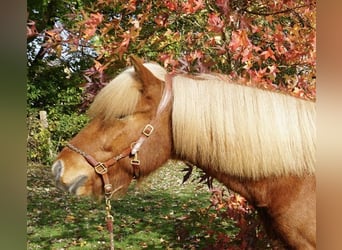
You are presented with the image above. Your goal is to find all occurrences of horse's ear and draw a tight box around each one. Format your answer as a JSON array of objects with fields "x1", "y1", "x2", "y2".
[
  {"x1": 130, "y1": 55, "x2": 159, "y2": 86},
  {"x1": 130, "y1": 55, "x2": 144, "y2": 73}
]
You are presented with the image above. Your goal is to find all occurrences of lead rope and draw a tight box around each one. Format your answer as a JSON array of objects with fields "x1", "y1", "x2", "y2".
[
  {"x1": 105, "y1": 196, "x2": 114, "y2": 250},
  {"x1": 104, "y1": 185, "x2": 123, "y2": 250}
]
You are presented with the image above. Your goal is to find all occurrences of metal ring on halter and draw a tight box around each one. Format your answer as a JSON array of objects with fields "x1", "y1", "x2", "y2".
[{"x1": 94, "y1": 162, "x2": 108, "y2": 175}]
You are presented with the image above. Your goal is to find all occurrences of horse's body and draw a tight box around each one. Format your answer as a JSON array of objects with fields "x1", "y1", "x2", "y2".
[{"x1": 52, "y1": 56, "x2": 316, "y2": 249}]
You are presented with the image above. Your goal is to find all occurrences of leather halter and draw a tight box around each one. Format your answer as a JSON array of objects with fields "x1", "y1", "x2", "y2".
[{"x1": 66, "y1": 73, "x2": 173, "y2": 196}]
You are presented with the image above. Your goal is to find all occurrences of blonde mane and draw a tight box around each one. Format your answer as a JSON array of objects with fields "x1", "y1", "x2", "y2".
[
  {"x1": 88, "y1": 63, "x2": 167, "y2": 123},
  {"x1": 172, "y1": 74, "x2": 316, "y2": 179}
]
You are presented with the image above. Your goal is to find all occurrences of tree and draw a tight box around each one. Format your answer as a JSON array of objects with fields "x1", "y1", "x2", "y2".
[
  {"x1": 27, "y1": 0, "x2": 93, "y2": 113},
  {"x1": 27, "y1": 0, "x2": 96, "y2": 164},
  {"x1": 27, "y1": 0, "x2": 316, "y2": 110},
  {"x1": 27, "y1": 0, "x2": 316, "y2": 162},
  {"x1": 27, "y1": 0, "x2": 316, "y2": 160}
]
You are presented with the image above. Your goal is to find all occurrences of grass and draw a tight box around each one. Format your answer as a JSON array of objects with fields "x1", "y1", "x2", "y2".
[
  {"x1": 27, "y1": 161, "x2": 241, "y2": 250},
  {"x1": 27, "y1": 162, "x2": 236, "y2": 249}
]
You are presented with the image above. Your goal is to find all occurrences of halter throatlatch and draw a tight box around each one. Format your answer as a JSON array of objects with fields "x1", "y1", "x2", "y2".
[{"x1": 65, "y1": 73, "x2": 174, "y2": 250}]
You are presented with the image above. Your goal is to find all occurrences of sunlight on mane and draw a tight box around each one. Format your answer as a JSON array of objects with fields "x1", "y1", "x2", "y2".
[
  {"x1": 172, "y1": 74, "x2": 316, "y2": 179},
  {"x1": 88, "y1": 63, "x2": 166, "y2": 123}
]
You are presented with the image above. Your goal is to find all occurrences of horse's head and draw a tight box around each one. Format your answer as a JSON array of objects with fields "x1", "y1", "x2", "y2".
[{"x1": 51, "y1": 56, "x2": 173, "y2": 198}]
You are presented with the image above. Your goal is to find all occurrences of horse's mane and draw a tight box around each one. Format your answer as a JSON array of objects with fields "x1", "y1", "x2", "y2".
[
  {"x1": 171, "y1": 74, "x2": 316, "y2": 178},
  {"x1": 89, "y1": 64, "x2": 315, "y2": 179},
  {"x1": 88, "y1": 63, "x2": 167, "y2": 123}
]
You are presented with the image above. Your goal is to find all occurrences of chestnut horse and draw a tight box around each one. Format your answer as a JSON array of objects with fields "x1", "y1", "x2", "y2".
[{"x1": 52, "y1": 56, "x2": 316, "y2": 249}]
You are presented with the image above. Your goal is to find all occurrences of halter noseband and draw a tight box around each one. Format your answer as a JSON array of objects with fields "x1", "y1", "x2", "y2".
[{"x1": 66, "y1": 73, "x2": 173, "y2": 196}]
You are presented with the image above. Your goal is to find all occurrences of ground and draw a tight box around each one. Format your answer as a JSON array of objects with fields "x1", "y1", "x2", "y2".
[{"x1": 27, "y1": 160, "x2": 279, "y2": 249}]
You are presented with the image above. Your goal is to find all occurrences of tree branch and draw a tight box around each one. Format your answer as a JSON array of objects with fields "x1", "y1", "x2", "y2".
[{"x1": 242, "y1": 4, "x2": 311, "y2": 16}]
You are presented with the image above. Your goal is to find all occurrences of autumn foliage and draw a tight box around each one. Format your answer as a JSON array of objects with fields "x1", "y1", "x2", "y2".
[
  {"x1": 31, "y1": 0, "x2": 316, "y2": 104},
  {"x1": 207, "y1": 188, "x2": 283, "y2": 249}
]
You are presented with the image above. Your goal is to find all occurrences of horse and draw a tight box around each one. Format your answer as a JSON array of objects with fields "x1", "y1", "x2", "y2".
[{"x1": 52, "y1": 56, "x2": 316, "y2": 249}]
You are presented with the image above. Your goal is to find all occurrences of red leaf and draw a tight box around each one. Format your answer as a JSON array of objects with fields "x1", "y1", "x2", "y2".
[
  {"x1": 241, "y1": 48, "x2": 253, "y2": 63},
  {"x1": 260, "y1": 47, "x2": 276, "y2": 61},
  {"x1": 181, "y1": 0, "x2": 205, "y2": 14},
  {"x1": 165, "y1": 0, "x2": 178, "y2": 11},
  {"x1": 207, "y1": 13, "x2": 224, "y2": 33},
  {"x1": 82, "y1": 13, "x2": 103, "y2": 39},
  {"x1": 228, "y1": 30, "x2": 251, "y2": 51},
  {"x1": 215, "y1": 0, "x2": 230, "y2": 15}
]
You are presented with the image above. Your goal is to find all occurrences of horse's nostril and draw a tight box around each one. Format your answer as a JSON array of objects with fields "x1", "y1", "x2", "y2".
[
  {"x1": 51, "y1": 160, "x2": 64, "y2": 181},
  {"x1": 68, "y1": 175, "x2": 88, "y2": 194}
]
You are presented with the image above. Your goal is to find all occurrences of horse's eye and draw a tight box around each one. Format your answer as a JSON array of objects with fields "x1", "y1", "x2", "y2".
[{"x1": 117, "y1": 114, "x2": 130, "y2": 120}]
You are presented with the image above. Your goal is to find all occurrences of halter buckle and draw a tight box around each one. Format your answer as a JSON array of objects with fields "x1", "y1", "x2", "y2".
[
  {"x1": 142, "y1": 124, "x2": 154, "y2": 137},
  {"x1": 130, "y1": 153, "x2": 140, "y2": 166},
  {"x1": 131, "y1": 159, "x2": 140, "y2": 165},
  {"x1": 95, "y1": 162, "x2": 108, "y2": 175}
]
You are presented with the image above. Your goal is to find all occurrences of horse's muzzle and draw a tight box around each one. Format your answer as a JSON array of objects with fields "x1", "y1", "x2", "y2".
[{"x1": 51, "y1": 160, "x2": 88, "y2": 194}]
